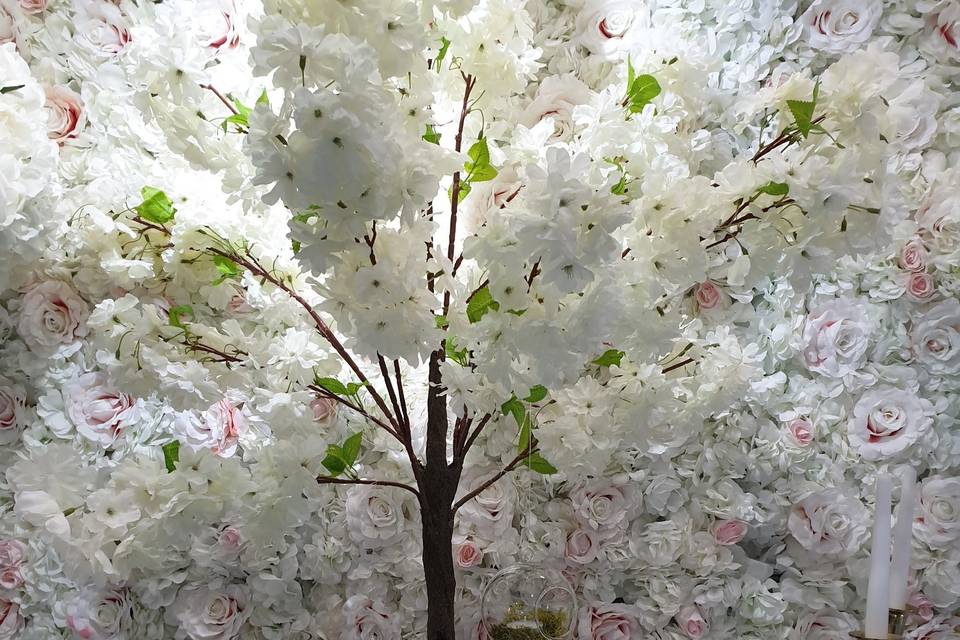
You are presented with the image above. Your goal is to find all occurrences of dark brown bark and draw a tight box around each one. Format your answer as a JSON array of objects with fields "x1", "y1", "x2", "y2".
[{"x1": 421, "y1": 350, "x2": 462, "y2": 640}]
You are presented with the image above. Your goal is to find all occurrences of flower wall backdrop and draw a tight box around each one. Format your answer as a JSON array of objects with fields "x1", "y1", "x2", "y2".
[{"x1": 0, "y1": 0, "x2": 959, "y2": 639}]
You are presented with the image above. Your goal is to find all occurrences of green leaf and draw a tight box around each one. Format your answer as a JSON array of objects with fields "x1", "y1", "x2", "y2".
[
  {"x1": 626, "y1": 55, "x2": 635, "y2": 90},
  {"x1": 422, "y1": 124, "x2": 441, "y2": 145},
  {"x1": 342, "y1": 432, "x2": 363, "y2": 466},
  {"x1": 522, "y1": 453, "x2": 558, "y2": 475},
  {"x1": 523, "y1": 385, "x2": 548, "y2": 403},
  {"x1": 256, "y1": 89, "x2": 270, "y2": 105},
  {"x1": 222, "y1": 112, "x2": 249, "y2": 132},
  {"x1": 611, "y1": 172, "x2": 629, "y2": 195},
  {"x1": 501, "y1": 396, "x2": 525, "y2": 425},
  {"x1": 517, "y1": 415, "x2": 532, "y2": 453},
  {"x1": 162, "y1": 441, "x2": 180, "y2": 473},
  {"x1": 135, "y1": 186, "x2": 176, "y2": 224},
  {"x1": 315, "y1": 377, "x2": 349, "y2": 396},
  {"x1": 466, "y1": 286, "x2": 499, "y2": 323},
  {"x1": 445, "y1": 337, "x2": 469, "y2": 366},
  {"x1": 212, "y1": 254, "x2": 241, "y2": 284},
  {"x1": 592, "y1": 349, "x2": 625, "y2": 367},
  {"x1": 321, "y1": 447, "x2": 347, "y2": 476},
  {"x1": 758, "y1": 182, "x2": 789, "y2": 196},
  {"x1": 344, "y1": 382, "x2": 365, "y2": 396},
  {"x1": 464, "y1": 137, "x2": 498, "y2": 183},
  {"x1": 168, "y1": 304, "x2": 193, "y2": 329},
  {"x1": 435, "y1": 36, "x2": 451, "y2": 71},
  {"x1": 786, "y1": 98, "x2": 815, "y2": 138},
  {"x1": 0, "y1": 84, "x2": 25, "y2": 94},
  {"x1": 435, "y1": 315, "x2": 449, "y2": 329},
  {"x1": 627, "y1": 74, "x2": 661, "y2": 114},
  {"x1": 455, "y1": 181, "x2": 472, "y2": 203}
]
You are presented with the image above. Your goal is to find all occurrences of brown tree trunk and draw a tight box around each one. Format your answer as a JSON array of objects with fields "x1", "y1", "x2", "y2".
[{"x1": 421, "y1": 350, "x2": 462, "y2": 640}]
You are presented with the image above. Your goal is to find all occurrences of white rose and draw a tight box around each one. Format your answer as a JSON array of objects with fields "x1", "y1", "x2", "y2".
[
  {"x1": 177, "y1": 400, "x2": 248, "y2": 458},
  {"x1": 739, "y1": 577, "x2": 786, "y2": 626},
  {"x1": 801, "y1": 299, "x2": 871, "y2": 378},
  {"x1": 791, "y1": 609, "x2": 857, "y2": 640},
  {"x1": 0, "y1": 4, "x2": 20, "y2": 45},
  {"x1": 800, "y1": 0, "x2": 882, "y2": 54},
  {"x1": 43, "y1": 85, "x2": 86, "y2": 142},
  {"x1": 565, "y1": 527, "x2": 601, "y2": 565},
  {"x1": 17, "y1": 280, "x2": 90, "y2": 353},
  {"x1": 456, "y1": 467, "x2": 516, "y2": 541},
  {"x1": 914, "y1": 169, "x2": 960, "y2": 269},
  {"x1": 788, "y1": 488, "x2": 868, "y2": 556},
  {"x1": 73, "y1": 1, "x2": 132, "y2": 58},
  {"x1": 195, "y1": 0, "x2": 239, "y2": 50},
  {"x1": 342, "y1": 595, "x2": 400, "y2": 640},
  {"x1": 345, "y1": 485, "x2": 417, "y2": 549},
  {"x1": 577, "y1": 603, "x2": 641, "y2": 640},
  {"x1": 570, "y1": 479, "x2": 637, "y2": 533},
  {"x1": 0, "y1": 599, "x2": 22, "y2": 640},
  {"x1": 65, "y1": 588, "x2": 135, "y2": 640},
  {"x1": 847, "y1": 387, "x2": 933, "y2": 460},
  {"x1": 0, "y1": 378, "x2": 26, "y2": 445},
  {"x1": 916, "y1": 476, "x2": 960, "y2": 549},
  {"x1": 911, "y1": 299, "x2": 960, "y2": 375},
  {"x1": 886, "y1": 81, "x2": 940, "y2": 150},
  {"x1": 64, "y1": 372, "x2": 141, "y2": 446},
  {"x1": 172, "y1": 584, "x2": 250, "y2": 640},
  {"x1": 519, "y1": 75, "x2": 595, "y2": 141},
  {"x1": 574, "y1": 0, "x2": 650, "y2": 60}
]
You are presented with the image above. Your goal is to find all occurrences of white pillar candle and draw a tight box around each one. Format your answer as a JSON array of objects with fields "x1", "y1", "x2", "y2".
[
  {"x1": 889, "y1": 467, "x2": 917, "y2": 610},
  {"x1": 865, "y1": 473, "x2": 892, "y2": 639}
]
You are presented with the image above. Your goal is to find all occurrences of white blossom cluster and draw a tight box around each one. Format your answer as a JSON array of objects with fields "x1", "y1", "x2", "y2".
[{"x1": 0, "y1": 0, "x2": 959, "y2": 639}]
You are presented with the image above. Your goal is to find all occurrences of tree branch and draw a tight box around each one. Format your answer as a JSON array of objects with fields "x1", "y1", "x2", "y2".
[
  {"x1": 201, "y1": 83, "x2": 238, "y2": 115},
  {"x1": 459, "y1": 412, "x2": 492, "y2": 458},
  {"x1": 442, "y1": 74, "x2": 476, "y2": 318},
  {"x1": 453, "y1": 450, "x2": 529, "y2": 511},
  {"x1": 308, "y1": 385, "x2": 404, "y2": 443},
  {"x1": 317, "y1": 476, "x2": 420, "y2": 498}
]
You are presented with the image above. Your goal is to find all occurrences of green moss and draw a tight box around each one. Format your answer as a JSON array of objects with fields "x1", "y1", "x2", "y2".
[{"x1": 489, "y1": 605, "x2": 567, "y2": 640}]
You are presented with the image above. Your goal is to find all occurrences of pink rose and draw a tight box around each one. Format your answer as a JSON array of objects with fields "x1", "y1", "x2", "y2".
[
  {"x1": 0, "y1": 540, "x2": 26, "y2": 568},
  {"x1": 0, "y1": 599, "x2": 22, "y2": 639},
  {"x1": 0, "y1": 567, "x2": 21, "y2": 590},
  {"x1": 218, "y1": 526, "x2": 243, "y2": 554},
  {"x1": 848, "y1": 387, "x2": 932, "y2": 461},
  {"x1": 713, "y1": 519, "x2": 748, "y2": 545},
  {"x1": 197, "y1": 0, "x2": 240, "y2": 50},
  {"x1": 0, "y1": 381, "x2": 26, "y2": 445},
  {"x1": 786, "y1": 418, "x2": 814, "y2": 446},
  {"x1": 455, "y1": 540, "x2": 483, "y2": 568},
  {"x1": 18, "y1": 0, "x2": 46, "y2": 15},
  {"x1": 900, "y1": 239, "x2": 927, "y2": 272},
  {"x1": 675, "y1": 605, "x2": 707, "y2": 639},
  {"x1": 65, "y1": 372, "x2": 140, "y2": 446},
  {"x1": 694, "y1": 281, "x2": 728, "y2": 313},
  {"x1": 17, "y1": 280, "x2": 90, "y2": 352},
  {"x1": 565, "y1": 528, "x2": 600, "y2": 565},
  {"x1": 906, "y1": 272, "x2": 936, "y2": 301},
  {"x1": 577, "y1": 603, "x2": 640, "y2": 640},
  {"x1": 179, "y1": 400, "x2": 248, "y2": 458},
  {"x1": 310, "y1": 396, "x2": 338, "y2": 423},
  {"x1": 44, "y1": 85, "x2": 85, "y2": 142},
  {"x1": 908, "y1": 591, "x2": 934, "y2": 622}
]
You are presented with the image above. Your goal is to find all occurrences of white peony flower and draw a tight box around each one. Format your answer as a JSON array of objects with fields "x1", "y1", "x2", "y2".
[
  {"x1": 800, "y1": 0, "x2": 882, "y2": 54},
  {"x1": 916, "y1": 475, "x2": 960, "y2": 549},
  {"x1": 801, "y1": 299, "x2": 872, "y2": 378},
  {"x1": 64, "y1": 372, "x2": 141, "y2": 446},
  {"x1": 788, "y1": 489, "x2": 868, "y2": 556},
  {"x1": 847, "y1": 387, "x2": 933, "y2": 460}
]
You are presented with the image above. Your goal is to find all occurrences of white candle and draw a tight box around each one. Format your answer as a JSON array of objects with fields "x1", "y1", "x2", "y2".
[
  {"x1": 865, "y1": 473, "x2": 892, "y2": 639},
  {"x1": 889, "y1": 467, "x2": 917, "y2": 610}
]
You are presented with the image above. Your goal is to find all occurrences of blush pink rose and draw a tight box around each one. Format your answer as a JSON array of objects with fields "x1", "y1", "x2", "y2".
[
  {"x1": 908, "y1": 591, "x2": 934, "y2": 622},
  {"x1": 577, "y1": 603, "x2": 640, "y2": 640},
  {"x1": 455, "y1": 540, "x2": 483, "y2": 568},
  {"x1": 310, "y1": 396, "x2": 338, "y2": 423},
  {"x1": 203, "y1": 400, "x2": 247, "y2": 457},
  {"x1": 65, "y1": 372, "x2": 140, "y2": 446},
  {"x1": 786, "y1": 418, "x2": 814, "y2": 446},
  {"x1": 0, "y1": 540, "x2": 25, "y2": 568},
  {"x1": 694, "y1": 281, "x2": 727, "y2": 313},
  {"x1": 44, "y1": 86, "x2": 85, "y2": 142},
  {"x1": 218, "y1": 526, "x2": 243, "y2": 554},
  {"x1": 75, "y1": 2, "x2": 131, "y2": 57},
  {"x1": 899, "y1": 239, "x2": 927, "y2": 272},
  {"x1": 0, "y1": 567, "x2": 22, "y2": 590},
  {"x1": 713, "y1": 519, "x2": 748, "y2": 545},
  {"x1": 0, "y1": 599, "x2": 22, "y2": 638},
  {"x1": 565, "y1": 528, "x2": 600, "y2": 565},
  {"x1": 906, "y1": 272, "x2": 936, "y2": 301},
  {"x1": 0, "y1": 381, "x2": 25, "y2": 445},
  {"x1": 675, "y1": 605, "x2": 707, "y2": 639},
  {"x1": 18, "y1": 0, "x2": 46, "y2": 15},
  {"x1": 17, "y1": 280, "x2": 90, "y2": 352},
  {"x1": 197, "y1": 0, "x2": 240, "y2": 49}
]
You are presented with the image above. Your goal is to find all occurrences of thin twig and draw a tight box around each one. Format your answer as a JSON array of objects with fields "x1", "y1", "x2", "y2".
[
  {"x1": 453, "y1": 450, "x2": 529, "y2": 511},
  {"x1": 317, "y1": 476, "x2": 420, "y2": 498},
  {"x1": 459, "y1": 412, "x2": 492, "y2": 458},
  {"x1": 201, "y1": 84, "x2": 238, "y2": 115}
]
